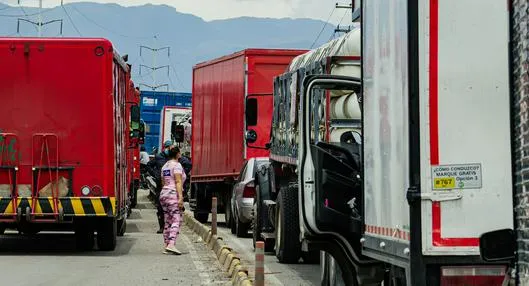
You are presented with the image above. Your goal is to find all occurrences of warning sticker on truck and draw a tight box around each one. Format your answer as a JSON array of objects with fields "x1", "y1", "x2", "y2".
[{"x1": 431, "y1": 164, "x2": 482, "y2": 190}]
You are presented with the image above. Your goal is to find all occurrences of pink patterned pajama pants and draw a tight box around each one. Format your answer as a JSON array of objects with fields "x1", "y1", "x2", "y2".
[{"x1": 160, "y1": 189, "x2": 181, "y2": 246}]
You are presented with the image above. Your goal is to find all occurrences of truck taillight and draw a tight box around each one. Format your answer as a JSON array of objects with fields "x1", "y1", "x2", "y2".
[
  {"x1": 440, "y1": 266, "x2": 508, "y2": 286},
  {"x1": 242, "y1": 183, "x2": 255, "y2": 198}
]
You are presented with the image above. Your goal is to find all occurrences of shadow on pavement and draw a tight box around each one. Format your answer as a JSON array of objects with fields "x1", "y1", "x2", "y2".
[{"x1": 0, "y1": 232, "x2": 135, "y2": 256}]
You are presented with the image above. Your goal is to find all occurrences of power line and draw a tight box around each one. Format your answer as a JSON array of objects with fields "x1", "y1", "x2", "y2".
[
  {"x1": 310, "y1": 6, "x2": 335, "y2": 49},
  {"x1": 168, "y1": 57, "x2": 185, "y2": 90},
  {"x1": 61, "y1": 3, "x2": 81, "y2": 36},
  {"x1": 70, "y1": 5, "x2": 153, "y2": 40},
  {"x1": 338, "y1": 9, "x2": 349, "y2": 27}
]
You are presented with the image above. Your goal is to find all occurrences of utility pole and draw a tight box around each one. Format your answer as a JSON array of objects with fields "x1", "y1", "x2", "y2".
[
  {"x1": 139, "y1": 41, "x2": 170, "y2": 90},
  {"x1": 333, "y1": 1, "x2": 356, "y2": 36},
  {"x1": 17, "y1": 0, "x2": 63, "y2": 36}
]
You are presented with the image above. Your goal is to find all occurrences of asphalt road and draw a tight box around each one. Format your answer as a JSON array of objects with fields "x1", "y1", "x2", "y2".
[
  {"x1": 203, "y1": 213, "x2": 321, "y2": 286},
  {"x1": 0, "y1": 190, "x2": 230, "y2": 286}
]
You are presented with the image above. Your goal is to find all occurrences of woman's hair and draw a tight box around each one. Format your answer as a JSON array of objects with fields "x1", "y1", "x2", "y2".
[{"x1": 167, "y1": 146, "x2": 181, "y2": 159}]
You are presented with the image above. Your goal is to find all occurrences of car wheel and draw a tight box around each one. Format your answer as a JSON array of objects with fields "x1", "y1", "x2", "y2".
[
  {"x1": 230, "y1": 208, "x2": 237, "y2": 234},
  {"x1": 225, "y1": 195, "x2": 233, "y2": 228},
  {"x1": 235, "y1": 215, "x2": 249, "y2": 238}
]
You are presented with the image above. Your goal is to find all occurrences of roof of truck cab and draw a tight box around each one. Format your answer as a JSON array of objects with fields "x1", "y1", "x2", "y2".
[{"x1": 193, "y1": 48, "x2": 308, "y2": 70}]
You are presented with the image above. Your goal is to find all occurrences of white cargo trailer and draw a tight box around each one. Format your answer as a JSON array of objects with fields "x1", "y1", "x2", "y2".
[
  {"x1": 159, "y1": 106, "x2": 192, "y2": 154},
  {"x1": 272, "y1": 0, "x2": 515, "y2": 285}
]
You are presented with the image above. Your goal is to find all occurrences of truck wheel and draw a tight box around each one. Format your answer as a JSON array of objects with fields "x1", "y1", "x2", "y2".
[
  {"x1": 253, "y1": 184, "x2": 273, "y2": 252},
  {"x1": 97, "y1": 217, "x2": 117, "y2": 251},
  {"x1": 117, "y1": 216, "x2": 127, "y2": 237},
  {"x1": 21, "y1": 227, "x2": 40, "y2": 236},
  {"x1": 321, "y1": 252, "x2": 351, "y2": 286},
  {"x1": 385, "y1": 266, "x2": 407, "y2": 286},
  {"x1": 75, "y1": 228, "x2": 95, "y2": 251},
  {"x1": 194, "y1": 212, "x2": 209, "y2": 224},
  {"x1": 130, "y1": 187, "x2": 138, "y2": 208},
  {"x1": 252, "y1": 193, "x2": 260, "y2": 248},
  {"x1": 274, "y1": 186, "x2": 301, "y2": 263}
]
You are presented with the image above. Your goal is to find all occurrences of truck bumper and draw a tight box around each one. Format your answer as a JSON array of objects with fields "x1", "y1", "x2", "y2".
[{"x1": 0, "y1": 197, "x2": 116, "y2": 218}]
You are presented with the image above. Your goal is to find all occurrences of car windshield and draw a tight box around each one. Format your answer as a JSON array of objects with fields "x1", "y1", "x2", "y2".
[{"x1": 255, "y1": 159, "x2": 270, "y2": 168}]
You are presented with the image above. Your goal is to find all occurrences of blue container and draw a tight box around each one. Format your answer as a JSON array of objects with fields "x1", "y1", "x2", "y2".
[{"x1": 140, "y1": 91, "x2": 192, "y2": 153}]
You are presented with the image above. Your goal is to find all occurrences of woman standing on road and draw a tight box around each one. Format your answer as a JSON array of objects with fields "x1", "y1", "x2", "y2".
[{"x1": 160, "y1": 146, "x2": 186, "y2": 255}]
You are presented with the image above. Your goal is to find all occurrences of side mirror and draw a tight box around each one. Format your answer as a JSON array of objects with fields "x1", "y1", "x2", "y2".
[
  {"x1": 245, "y1": 129, "x2": 257, "y2": 144},
  {"x1": 138, "y1": 120, "x2": 145, "y2": 144},
  {"x1": 479, "y1": 229, "x2": 515, "y2": 262},
  {"x1": 171, "y1": 121, "x2": 185, "y2": 143},
  {"x1": 246, "y1": 98, "x2": 258, "y2": 126}
]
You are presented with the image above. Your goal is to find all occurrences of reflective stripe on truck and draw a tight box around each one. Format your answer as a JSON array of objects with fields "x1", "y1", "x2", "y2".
[{"x1": 0, "y1": 197, "x2": 116, "y2": 217}]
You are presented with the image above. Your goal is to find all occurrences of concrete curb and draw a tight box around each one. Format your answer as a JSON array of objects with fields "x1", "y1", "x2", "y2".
[{"x1": 183, "y1": 211, "x2": 253, "y2": 286}]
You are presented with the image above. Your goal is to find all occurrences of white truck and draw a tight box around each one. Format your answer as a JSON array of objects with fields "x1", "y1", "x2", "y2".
[
  {"x1": 257, "y1": 0, "x2": 516, "y2": 285},
  {"x1": 159, "y1": 106, "x2": 192, "y2": 154}
]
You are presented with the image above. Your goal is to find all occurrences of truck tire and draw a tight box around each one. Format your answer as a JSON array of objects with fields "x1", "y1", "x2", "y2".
[
  {"x1": 194, "y1": 212, "x2": 209, "y2": 224},
  {"x1": 384, "y1": 266, "x2": 407, "y2": 286},
  {"x1": 130, "y1": 187, "x2": 138, "y2": 208},
  {"x1": 75, "y1": 228, "x2": 95, "y2": 251},
  {"x1": 302, "y1": 250, "x2": 320, "y2": 264},
  {"x1": 97, "y1": 217, "x2": 117, "y2": 251},
  {"x1": 274, "y1": 185, "x2": 301, "y2": 264},
  {"x1": 253, "y1": 184, "x2": 273, "y2": 252},
  {"x1": 117, "y1": 216, "x2": 127, "y2": 237}
]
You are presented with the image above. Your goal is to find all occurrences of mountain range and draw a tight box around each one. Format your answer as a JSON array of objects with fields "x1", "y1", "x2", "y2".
[{"x1": 0, "y1": 2, "x2": 337, "y2": 91}]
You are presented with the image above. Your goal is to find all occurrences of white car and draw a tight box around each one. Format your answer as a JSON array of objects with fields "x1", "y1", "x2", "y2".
[{"x1": 228, "y1": 157, "x2": 270, "y2": 237}]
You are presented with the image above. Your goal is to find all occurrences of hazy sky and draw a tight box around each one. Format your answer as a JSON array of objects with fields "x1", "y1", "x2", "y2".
[{"x1": 1, "y1": 0, "x2": 353, "y2": 24}]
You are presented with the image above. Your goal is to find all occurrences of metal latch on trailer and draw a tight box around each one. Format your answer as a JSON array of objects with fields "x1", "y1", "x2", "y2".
[{"x1": 407, "y1": 186, "x2": 462, "y2": 203}]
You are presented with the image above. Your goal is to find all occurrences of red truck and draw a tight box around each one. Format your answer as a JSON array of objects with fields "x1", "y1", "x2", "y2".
[
  {"x1": 126, "y1": 79, "x2": 142, "y2": 210},
  {"x1": 190, "y1": 49, "x2": 306, "y2": 222},
  {"x1": 0, "y1": 38, "x2": 137, "y2": 251}
]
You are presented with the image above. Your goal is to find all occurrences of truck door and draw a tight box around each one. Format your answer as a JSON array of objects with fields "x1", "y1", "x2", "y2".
[
  {"x1": 300, "y1": 75, "x2": 362, "y2": 236},
  {"x1": 245, "y1": 96, "x2": 272, "y2": 152},
  {"x1": 299, "y1": 75, "x2": 383, "y2": 284}
]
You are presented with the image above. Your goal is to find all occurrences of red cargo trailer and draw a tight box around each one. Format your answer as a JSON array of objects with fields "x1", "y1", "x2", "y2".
[
  {"x1": 190, "y1": 49, "x2": 306, "y2": 222},
  {"x1": 0, "y1": 38, "x2": 138, "y2": 251}
]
